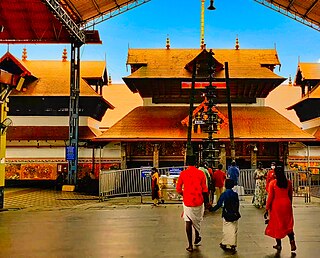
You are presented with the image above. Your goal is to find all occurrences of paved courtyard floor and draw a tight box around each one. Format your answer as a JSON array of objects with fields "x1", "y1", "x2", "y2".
[{"x1": 1, "y1": 188, "x2": 320, "y2": 258}]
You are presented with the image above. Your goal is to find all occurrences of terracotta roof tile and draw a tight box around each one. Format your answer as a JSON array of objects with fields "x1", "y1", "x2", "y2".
[
  {"x1": 10, "y1": 60, "x2": 106, "y2": 97},
  {"x1": 7, "y1": 126, "x2": 98, "y2": 141},
  {"x1": 100, "y1": 84, "x2": 143, "y2": 128},
  {"x1": 96, "y1": 106, "x2": 315, "y2": 141},
  {"x1": 297, "y1": 63, "x2": 320, "y2": 80},
  {"x1": 305, "y1": 127, "x2": 320, "y2": 140},
  {"x1": 125, "y1": 49, "x2": 283, "y2": 79},
  {"x1": 287, "y1": 85, "x2": 320, "y2": 109}
]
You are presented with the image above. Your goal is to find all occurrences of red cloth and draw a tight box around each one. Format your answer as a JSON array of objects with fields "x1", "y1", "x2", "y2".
[
  {"x1": 212, "y1": 169, "x2": 226, "y2": 188},
  {"x1": 176, "y1": 166, "x2": 208, "y2": 207},
  {"x1": 266, "y1": 169, "x2": 275, "y2": 193},
  {"x1": 265, "y1": 180, "x2": 294, "y2": 239}
]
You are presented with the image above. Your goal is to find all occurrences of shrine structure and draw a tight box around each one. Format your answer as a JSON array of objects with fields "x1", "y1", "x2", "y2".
[
  {"x1": 1, "y1": 50, "x2": 119, "y2": 181},
  {"x1": 287, "y1": 62, "x2": 320, "y2": 170},
  {"x1": 95, "y1": 40, "x2": 316, "y2": 169}
]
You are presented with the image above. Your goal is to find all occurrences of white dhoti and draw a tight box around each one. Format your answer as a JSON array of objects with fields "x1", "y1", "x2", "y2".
[
  {"x1": 222, "y1": 218, "x2": 238, "y2": 247},
  {"x1": 182, "y1": 203, "x2": 204, "y2": 233}
]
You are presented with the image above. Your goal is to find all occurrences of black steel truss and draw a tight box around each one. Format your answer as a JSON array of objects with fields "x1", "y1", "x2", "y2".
[
  {"x1": 42, "y1": 0, "x2": 86, "y2": 43},
  {"x1": 82, "y1": 0, "x2": 151, "y2": 29},
  {"x1": 254, "y1": 0, "x2": 320, "y2": 32}
]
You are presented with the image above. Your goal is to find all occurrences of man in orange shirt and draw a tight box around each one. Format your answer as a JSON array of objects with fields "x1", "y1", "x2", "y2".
[{"x1": 176, "y1": 155, "x2": 208, "y2": 252}]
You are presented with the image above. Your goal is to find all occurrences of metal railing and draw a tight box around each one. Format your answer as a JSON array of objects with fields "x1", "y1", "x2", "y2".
[
  {"x1": 239, "y1": 169, "x2": 313, "y2": 202},
  {"x1": 99, "y1": 167, "x2": 316, "y2": 202},
  {"x1": 99, "y1": 166, "x2": 186, "y2": 201}
]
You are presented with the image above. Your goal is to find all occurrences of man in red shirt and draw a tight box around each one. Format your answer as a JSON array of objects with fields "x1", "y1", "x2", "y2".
[
  {"x1": 212, "y1": 163, "x2": 226, "y2": 203},
  {"x1": 176, "y1": 155, "x2": 208, "y2": 252}
]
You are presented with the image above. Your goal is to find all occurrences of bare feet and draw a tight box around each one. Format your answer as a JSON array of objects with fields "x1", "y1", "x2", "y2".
[
  {"x1": 194, "y1": 236, "x2": 202, "y2": 246},
  {"x1": 186, "y1": 246, "x2": 193, "y2": 252},
  {"x1": 290, "y1": 240, "x2": 297, "y2": 252},
  {"x1": 273, "y1": 245, "x2": 282, "y2": 251}
]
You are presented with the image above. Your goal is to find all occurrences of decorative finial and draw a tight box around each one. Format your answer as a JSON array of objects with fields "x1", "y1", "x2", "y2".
[
  {"x1": 108, "y1": 75, "x2": 112, "y2": 85},
  {"x1": 235, "y1": 35, "x2": 240, "y2": 50},
  {"x1": 200, "y1": 39, "x2": 205, "y2": 50},
  {"x1": 22, "y1": 47, "x2": 27, "y2": 61},
  {"x1": 62, "y1": 48, "x2": 67, "y2": 62},
  {"x1": 166, "y1": 35, "x2": 170, "y2": 50},
  {"x1": 288, "y1": 75, "x2": 292, "y2": 86},
  {"x1": 200, "y1": 0, "x2": 205, "y2": 49}
]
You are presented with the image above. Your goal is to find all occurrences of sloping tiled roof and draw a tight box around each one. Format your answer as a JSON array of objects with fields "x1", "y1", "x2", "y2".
[
  {"x1": 296, "y1": 63, "x2": 320, "y2": 80},
  {"x1": 7, "y1": 126, "x2": 98, "y2": 141},
  {"x1": 10, "y1": 60, "x2": 107, "y2": 97},
  {"x1": 314, "y1": 128, "x2": 320, "y2": 140},
  {"x1": 305, "y1": 127, "x2": 320, "y2": 140},
  {"x1": 100, "y1": 84, "x2": 143, "y2": 128},
  {"x1": 287, "y1": 86, "x2": 320, "y2": 109},
  {"x1": 96, "y1": 106, "x2": 315, "y2": 141},
  {"x1": 125, "y1": 48, "x2": 283, "y2": 79}
]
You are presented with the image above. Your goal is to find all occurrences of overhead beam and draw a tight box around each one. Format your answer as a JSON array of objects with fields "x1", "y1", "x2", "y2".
[
  {"x1": 91, "y1": 0, "x2": 101, "y2": 14},
  {"x1": 304, "y1": 0, "x2": 319, "y2": 17},
  {"x1": 42, "y1": 0, "x2": 86, "y2": 43},
  {"x1": 83, "y1": 0, "x2": 151, "y2": 29},
  {"x1": 288, "y1": 0, "x2": 295, "y2": 9},
  {"x1": 254, "y1": 0, "x2": 320, "y2": 32}
]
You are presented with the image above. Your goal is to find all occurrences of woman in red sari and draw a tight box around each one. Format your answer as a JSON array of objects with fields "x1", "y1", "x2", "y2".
[{"x1": 265, "y1": 166, "x2": 296, "y2": 252}]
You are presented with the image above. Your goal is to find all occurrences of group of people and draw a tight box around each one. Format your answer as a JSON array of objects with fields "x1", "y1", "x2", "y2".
[{"x1": 176, "y1": 156, "x2": 296, "y2": 254}]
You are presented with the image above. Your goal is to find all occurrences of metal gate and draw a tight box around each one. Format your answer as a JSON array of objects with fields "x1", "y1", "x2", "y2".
[
  {"x1": 99, "y1": 166, "x2": 186, "y2": 201},
  {"x1": 99, "y1": 167, "x2": 313, "y2": 202}
]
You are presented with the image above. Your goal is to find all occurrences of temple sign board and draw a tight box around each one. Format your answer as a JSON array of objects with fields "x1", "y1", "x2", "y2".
[
  {"x1": 65, "y1": 146, "x2": 76, "y2": 161},
  {"x1": 181, "y1": 82, "x2": 226, "y2": 89}
]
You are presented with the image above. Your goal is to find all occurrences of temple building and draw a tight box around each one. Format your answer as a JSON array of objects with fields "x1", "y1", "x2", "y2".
[
  {"x1": 95, "y1": 42, "x2": 316, "y2": 169},
  {"x1": 287, "y1": 62, "x2": 320, "y2": 171},
  {"x1": 1, "y1": 50, "x2": 119, "y2": 181}
]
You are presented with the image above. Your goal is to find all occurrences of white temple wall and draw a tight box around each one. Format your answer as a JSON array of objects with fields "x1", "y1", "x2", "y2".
[{"x1": 6, "y1": 143, "x2": 121, "y2": 160}]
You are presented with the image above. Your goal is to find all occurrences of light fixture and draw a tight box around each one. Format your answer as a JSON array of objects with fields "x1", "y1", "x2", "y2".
[
  {"x1": 0, "y1": 117, "x2": 13, "y2": 134},
  {"x1": 253, "y1": 145, "x2": 258, "y2": 152},
  {"x1": 208, "y1": 0, "x2": 216, "y2": 10}
]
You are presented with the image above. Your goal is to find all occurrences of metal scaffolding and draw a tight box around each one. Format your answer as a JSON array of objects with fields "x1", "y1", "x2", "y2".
[{"x1": 67, "y1": 42, "x2": 82, "y2": 185}]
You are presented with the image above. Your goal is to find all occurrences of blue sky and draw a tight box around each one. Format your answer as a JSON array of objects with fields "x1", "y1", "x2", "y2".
[{"x1": 0, "y1": 0, "x2": 319, "y2": 83}]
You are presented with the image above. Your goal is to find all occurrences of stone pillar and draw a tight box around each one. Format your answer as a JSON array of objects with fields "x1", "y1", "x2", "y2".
[
  {"x1": 120, "y1": 143, "x2": 127, "y2": 169},
  {"x1": 0, "y1": 99, "x2": 8, "y2": 209},
  {"x1": 153, "y1": 144, "x2": 160, "y2": 168},
  {"x1": 219, "y1": 144, "x2": 226, "y2": 170}
]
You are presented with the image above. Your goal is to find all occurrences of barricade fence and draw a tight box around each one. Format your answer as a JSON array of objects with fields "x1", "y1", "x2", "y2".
[
  {"x1": 99, "y1": 167, "x2": 316, "y2": 202},
  {"x1": 99, "y1": 166, "x2": 186, "y2": 201}
]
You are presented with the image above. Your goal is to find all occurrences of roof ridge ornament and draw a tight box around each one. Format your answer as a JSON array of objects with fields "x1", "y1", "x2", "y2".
[
  {"x1": 235, "y1": 35, "x2": 240, "y2": 50},
  {"x1": 166, "y1": 35, "x2": 170, "y2": 50},
  {"x1": 22, "y1": 47, "x2": 27, "y2": 61},
  {"x1": 62, "y1": 48, "x2": 67, "y2": 62}
]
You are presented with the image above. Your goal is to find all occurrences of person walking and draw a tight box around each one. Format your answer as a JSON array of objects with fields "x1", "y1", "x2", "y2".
[
  {"x1": 253, "y1": 162, "x2": 267, "y2": 208},
  {"x1": 266, "y1": 161, "x2": 276, "y2": 193},
  {"x1": 227, "y1": 161, "x2": 240, "y2": 186},
  {"x1": 151, "y1": 167, "x2": 160, "y2": 206},
  {"x1": 264, "y1": 165, "x2": 296, "y2": 252},
  {"x1": 198, "y1": 162, "x2": 212, "y2": 208},
  {"x1": 176, "y1": 155, "x2": 208, "y2": 252},
  {"x1": 210, "y1": 179, "x2": 241, "y2": 254},
  {"x1": 212, "y1": 163, "x2": 226, "y2": 203}
]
